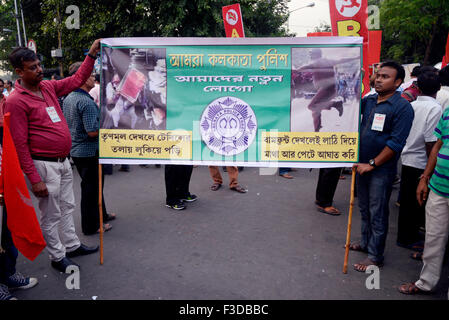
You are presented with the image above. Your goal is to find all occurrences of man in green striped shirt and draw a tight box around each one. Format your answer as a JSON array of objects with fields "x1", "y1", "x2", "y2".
[{"x1": 399, "y1": 107, "x2": 449, "y2": 295}]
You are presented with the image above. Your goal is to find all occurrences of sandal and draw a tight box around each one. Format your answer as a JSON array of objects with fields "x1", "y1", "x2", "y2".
[
  {"x1": 317, "y1": 205, "x2": 341, "y2": 216},
  {"x1": 97, "y1": 223, "x2": 112, "y2": 234},
  {"x1": 346, "y1": 242, "x2": 368, "y2": 253},
  {"x1": 353, "y1": 258, "x2": 383, "y2": 272},
  {"x1": 280, "y1": 173, "x2": 294, "y2": 179},
  {"x1": 398, "y1": 282, "x2": 427, "y2": 295},
  {"x1": 105, "y1": 213, "x2": 116, "y2": 222},
  {"x1": 230, "y1": 185, "x2": 247, "y2": 193},
  {"x1": 210, "y1": 183, "x2": 222, "y2": 191},
  {"x1": 410, "y1": 251, "x2": 423, "y2": 261}
]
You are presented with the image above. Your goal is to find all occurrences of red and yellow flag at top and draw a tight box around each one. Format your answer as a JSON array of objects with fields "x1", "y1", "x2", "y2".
[
  {"x1": 329, "y1": 0, "x2": 370, "y2": 95},
  {"x1": 222, "y1": 3, "x2": 245, "y2": 38},
  {"x1": 0, "y1": 113, "x2": 46, "y2": 261}
]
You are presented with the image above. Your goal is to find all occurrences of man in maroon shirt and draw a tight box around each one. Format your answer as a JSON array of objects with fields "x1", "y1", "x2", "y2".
[{"x1": 5, "y1": 39, "x2": 102, "y2": 273}]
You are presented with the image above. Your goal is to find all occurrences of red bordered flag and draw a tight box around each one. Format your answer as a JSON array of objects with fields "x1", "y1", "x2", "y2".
[
  {"x1": 222, "y1": 3, "x2": 245, "y2": 38},
  {"x1": 0, "y1": 113, "x2": 46, "y2": 261}
]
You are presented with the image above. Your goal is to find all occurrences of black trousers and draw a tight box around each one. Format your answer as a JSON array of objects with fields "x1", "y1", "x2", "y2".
[
  {"x1": 72, "y1": 155, "x2": 108, "y2": 235},
  {"x1": 315, "y1": 167, "x2": 342, "y2": 207},
  {"x1": 0, "y1": 208, "x2": 18, "y2": 284},
  {"x1": 165, "y1": 165, "x2": 193, "y2": 205},
  {"x1": 397, "y1": 165, "x2": 425, "y2": 245}
]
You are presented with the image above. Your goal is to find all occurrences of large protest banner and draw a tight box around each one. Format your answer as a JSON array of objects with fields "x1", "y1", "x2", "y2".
[{"x1": 99, "y1": 37, "x2": 362, "y2": 168}]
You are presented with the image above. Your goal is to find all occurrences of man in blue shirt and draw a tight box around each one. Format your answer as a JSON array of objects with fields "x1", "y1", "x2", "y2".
[
  {"x1": 350, "y1": 61, "x2": 414, "y2": 271},
  {"x1": 63, "y1": 62, "x2": 115, "y2": 235}
]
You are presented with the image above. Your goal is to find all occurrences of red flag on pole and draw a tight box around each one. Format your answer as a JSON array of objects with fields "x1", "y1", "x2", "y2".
[
  {"x1": 442, "y1": 33, "x2": 449, "y2": 68},
  {"x1": 307, "y1": 32, "x2": 332, "y2": 37},
  {"x1": 368, "y1": 30, "x2": 382, "y2": 66},
  {"x1": 222, "y1": 3, "x2": 245, "y2": 38},
  {"x1": 1, "y1": 113, "x2": 46, "y2": 261}
]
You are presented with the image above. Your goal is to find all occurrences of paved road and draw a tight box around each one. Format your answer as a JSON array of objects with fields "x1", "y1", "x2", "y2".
[{"x1": 11, "y1": 165, "x2": 449, "y2": 300}]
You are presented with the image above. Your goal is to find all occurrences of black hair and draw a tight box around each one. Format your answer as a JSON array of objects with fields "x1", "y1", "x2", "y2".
[
  {"x1": 8, "y1": 47, "x2": 38, "y2": 69},
  {"x1": 0, "y1": 79, "x2": 4, "y2": 85},
  {"x1": 439, "y1": 65, "x2": 449, "y2": 86},
  {"x1": 380, "y1": 61, "x2": 406, "y2": 84},
  {"x1": 95, "y1": 73, "x2": 100, "y2": 82},
  {"x1": 417, "y1": 71, "x2": 441, "y2": 96},
  {"x1": 418, "y1": 66, "x2": 438, "y2": 75},
  {"x1": 411, "y1": 66, "x2": 421, "y2": 77}
]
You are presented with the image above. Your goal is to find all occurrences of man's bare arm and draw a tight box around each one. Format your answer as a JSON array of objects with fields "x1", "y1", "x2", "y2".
[{"x1": 417, "y1": 139, "x2": 442, "y2": 206}]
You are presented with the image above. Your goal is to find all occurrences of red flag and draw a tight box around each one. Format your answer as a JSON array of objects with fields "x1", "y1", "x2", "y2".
[
  {"x1": 368, "y1": 30, "x2": 382, "y2": 66},
  {"x1": 307, "y1": 32, "x2": 332, "y2": 37},
  {"x1": 442, "y1": 33, "x2": 449, "y2": 68},
  {"x1": 222, "y1": 3, "x2": 245, "y2": 38},
  {"x1": 1, "y1": 113, "x2": 46, "y2": 261}
]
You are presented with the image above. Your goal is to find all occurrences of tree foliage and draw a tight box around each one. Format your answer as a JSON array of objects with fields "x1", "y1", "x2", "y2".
[
  {"x1": 380, "y1": 0, "x2": 449, "y2": 65},
  {"x1": 0, "y1": 0, "x2": 291, "y2": 74}
]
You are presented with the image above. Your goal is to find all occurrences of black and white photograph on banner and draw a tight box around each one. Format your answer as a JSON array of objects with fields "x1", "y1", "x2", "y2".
[
  {"x1": 290, "y1": 47, "x2": 361, "y2": 133},
  {"x1": 101, "y1": 47, "x2": 167, "y2": 130}
]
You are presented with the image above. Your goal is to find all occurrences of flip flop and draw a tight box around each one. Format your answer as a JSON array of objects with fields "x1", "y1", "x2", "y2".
[
  {"x1": 354, "y1": 258, "x2": 383, "y2": 272},
  {"x1": 105, "y1": 213, "x2": 116, "y2": 221},
  {"x1": 96, "y1": 223, "x2": 112, "y2": 234},
  {"x1": 398, "y1": 282, "x2": 427, "y2": 295},
  {"x1": 410, "y1": 251, "x2": 423, "y2": 261},
  {"x1": 317, "y1": 205, "x2": 341, "y2": 216},
  {"x1": 346, "y1": 242, "x2": 368, "y2": 253},
  {"x1": 210, "y1": 183, "x2": 222, "y2": 191}
]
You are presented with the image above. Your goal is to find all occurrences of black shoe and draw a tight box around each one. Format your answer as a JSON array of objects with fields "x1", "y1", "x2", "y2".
[
  {"x1": 66, "y1": 244, "x2": 99, "y2": 258},
  {"x1": 334, "y1": 100, "x2": 343, "y2": 117},
  {"x1": 51, "y1": 257, "x2": 80, "y2": 273},
  {"x1": 165, "y1": 201, "x2": 186, "y2": 210},
  {"x1": 180, "y1": 194, "x2": 198, "y2": 203}
]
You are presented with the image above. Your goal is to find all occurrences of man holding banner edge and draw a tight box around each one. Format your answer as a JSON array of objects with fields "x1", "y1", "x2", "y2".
[{"x1": 350, "y1": 61, "x2": 414, "y2": 271}]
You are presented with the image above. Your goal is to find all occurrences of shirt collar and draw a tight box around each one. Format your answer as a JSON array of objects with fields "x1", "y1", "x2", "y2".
[
  {"x1": 377, "y1": 91, "x2": 402, "y2": 105},
  {"x1": 75, "y1": 88, "x2": 93, "y2": 99},
  {"x1": 416, "y1": 95, "x2": 437, "y2": 103}
]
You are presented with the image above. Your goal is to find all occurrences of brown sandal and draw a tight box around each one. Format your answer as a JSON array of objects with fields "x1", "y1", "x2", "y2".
[
  {"x1": 346, "y1": 242, "x2": 368, "y2": 253},
  {"x1": 230, "y1": 185, "x2": 247, "y2": 193},
  {"x1": 317, "y1": 206, "x2": 341, "y2": 216},
  {"x1": 354, "y1": 258, "x2": 383, "y2": 272},
  {"x1": 410, "y1": 251, "x2": 423, "y2": 261},
  {"x1": 210, "y1": 183, "x2": 222, "y2": 191},
  {"x1": 398, "y1": 282, "x2": 426, "y2": 295}
]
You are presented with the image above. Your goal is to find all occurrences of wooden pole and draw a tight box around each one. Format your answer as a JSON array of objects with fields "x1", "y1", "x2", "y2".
[
  {"x1": 343, "y1": 166, "x2": 357, "y2": 274},
  {"x1": 98, "y1": 163, "x2": 104, "y2": 265}
]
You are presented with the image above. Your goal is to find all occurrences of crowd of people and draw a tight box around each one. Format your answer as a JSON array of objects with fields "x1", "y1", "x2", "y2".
[{"x1": 1, "y1": 38, "x2": 449, "y2": 299}]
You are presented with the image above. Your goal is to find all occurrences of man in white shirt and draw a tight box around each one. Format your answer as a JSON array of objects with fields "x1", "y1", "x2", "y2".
[
  {"x1": 397, "y1": 71, "x2": 442, "y2": 250},
  {"x1": 89, "y1": 74, "x2": 100, "y2": 106},
  {"x1": 437, "y1": 65, "x2": 449, "y2": 110}
]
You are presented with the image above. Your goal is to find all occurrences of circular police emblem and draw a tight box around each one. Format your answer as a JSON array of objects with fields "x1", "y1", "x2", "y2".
[{"x1": 200, "y1": 96, "x2": 257, "y2": 156}]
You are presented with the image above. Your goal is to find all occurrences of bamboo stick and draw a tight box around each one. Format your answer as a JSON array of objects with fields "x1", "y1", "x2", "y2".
[
  {"x1": 343, "y1": 166, "x2": 357, "y2": 274},
  {"x1": 98, "y1": 163, "x2": 104, "y2": 265}
]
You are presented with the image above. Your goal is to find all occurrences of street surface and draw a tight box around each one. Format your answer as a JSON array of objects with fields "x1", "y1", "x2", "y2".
[{"x1": 12, "y1": 165, "x2": 449, "y2": 300}]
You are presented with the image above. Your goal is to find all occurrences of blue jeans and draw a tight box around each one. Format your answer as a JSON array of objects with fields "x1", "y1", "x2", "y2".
[
  {"x1": 279, "y1": 168, "x2": 291, "y2": 175},
  {"x1": 357, "y1": 169, "x2": 395, "y2": 264},
  {"x1": 0, "y1": 208, "x2": 18, "y2": 284}
]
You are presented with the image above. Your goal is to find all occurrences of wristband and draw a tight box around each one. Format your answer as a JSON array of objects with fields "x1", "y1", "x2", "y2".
[
  {"x1": 87, "y1": 53, "x2": 97, "y2": 60},
  {"x1": 419, "y1": 174, "x2": 430, "y2": 182}
]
